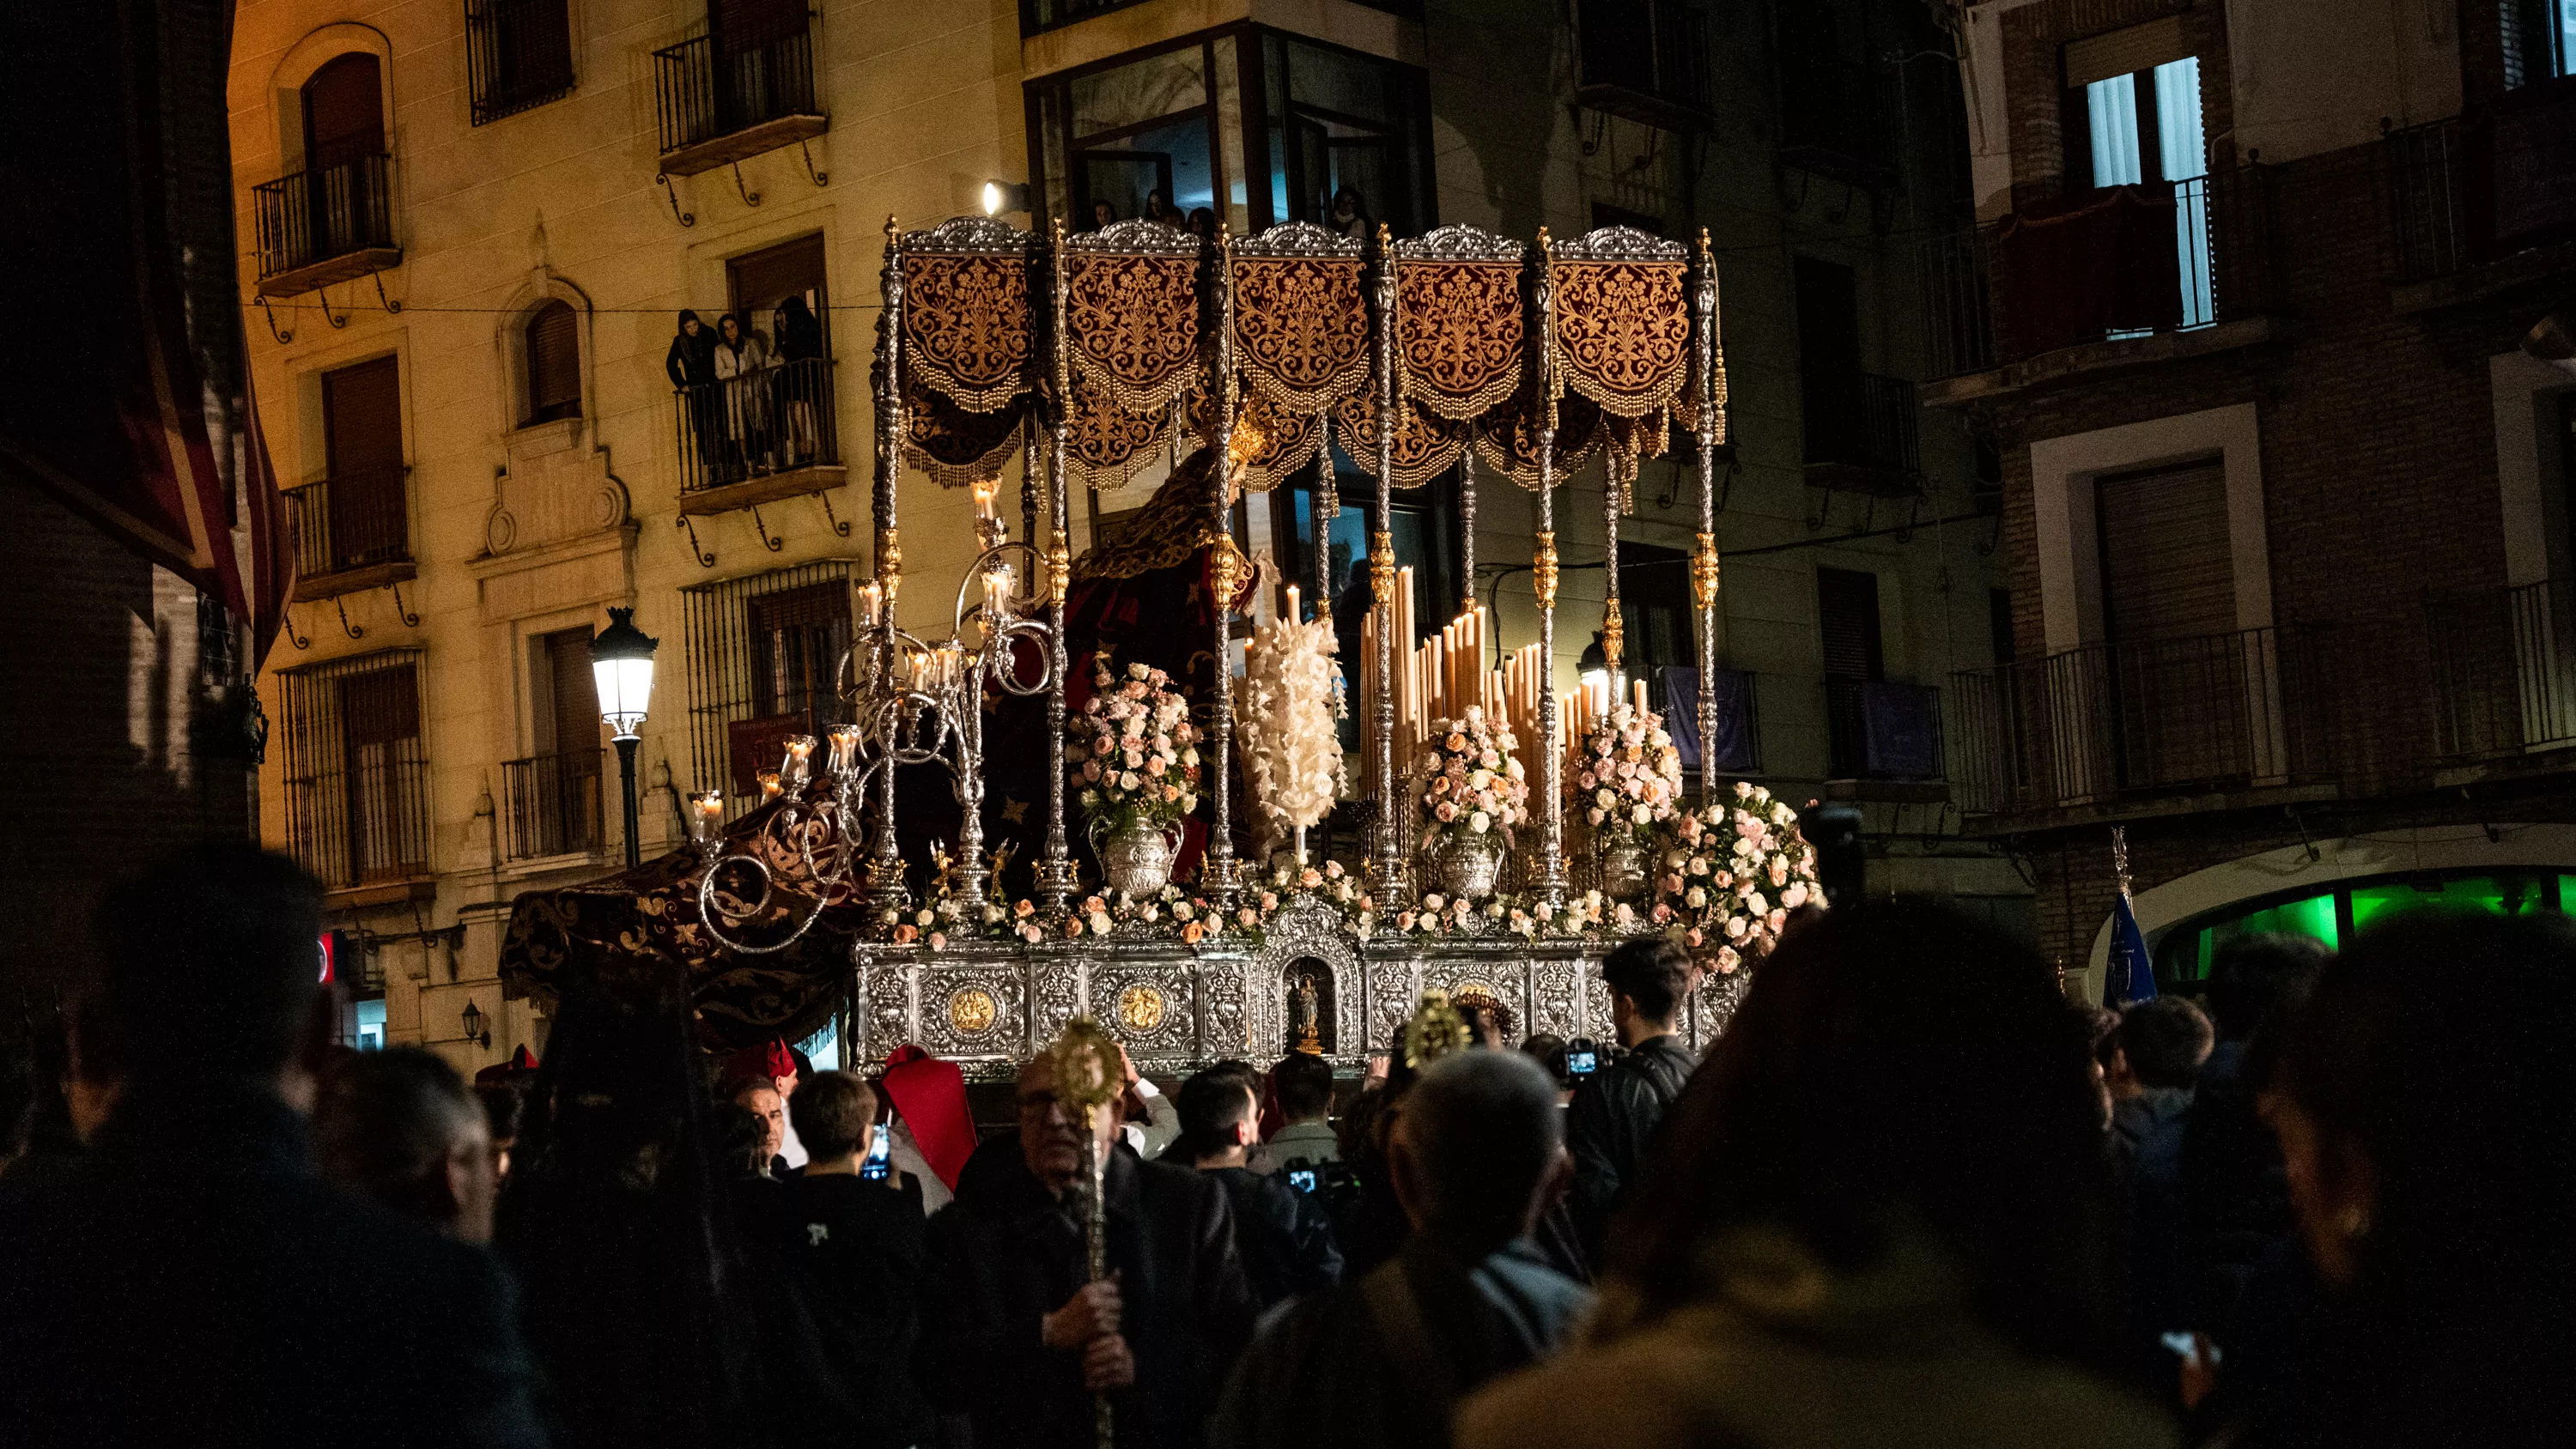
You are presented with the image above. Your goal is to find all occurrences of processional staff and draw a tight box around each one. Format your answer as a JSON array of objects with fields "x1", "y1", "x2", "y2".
[{"x1": 1047, "y1": 1017, "x2": 1125, "y2": 1449}]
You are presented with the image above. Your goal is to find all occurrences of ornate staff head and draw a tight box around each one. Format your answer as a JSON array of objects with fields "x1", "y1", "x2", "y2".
[
  {"x1": 1048, "y1": 1016, "x2": 1125, "y2": 1131},
  {"x1": 1401, "y1": 987, "x2": 1474, "y2": 1070}
]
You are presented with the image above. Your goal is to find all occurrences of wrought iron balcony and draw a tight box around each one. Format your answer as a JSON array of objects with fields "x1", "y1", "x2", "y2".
[
  {"x1": 1576, "y1": 0, "x2": 1713, "y2": 130},
  {"x1": 2427, "y1": 579, "x2": 2576, "y2": 760},
  {"x1": 252, "y1": 152, "x2": 398, "y2": 298},
  {"x1": 466, "y1": 0, "x2": 576, "y2": 125},
  {"x1": 1803, "y1": 371, "x2": 1921, "y2": 495},
  {"x1": 504, "y1": 749, "x2": 605, "y2": 860},
  {"x1": 651, "y1": 21, "x2": 825, "y2": 179},
  {"x1": 283, "y1": 464, "x2": 413, "y2": 598},
  {"x1": 1826, "y1": 678, "x2": 1943, "y2": 781},
  {"x1": 673, "y1": 356, "x2": 846, "y2": 511},
  {"x1": 1917, "y1": 165, "x2": 2282, "y2": 382},
  {"x1": 2385, "y1": 79, "x2": 2576, "y2": 292},
  {"x1": 1944, "y1": 625, "x2": 2340, "y2": 816}
]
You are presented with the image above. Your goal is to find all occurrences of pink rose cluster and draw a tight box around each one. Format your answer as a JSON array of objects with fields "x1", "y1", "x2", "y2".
[
  {"x1": 1574, "y1": 703, "x2": 1684, "y2": 844},
  {"x1": 1418, "y1": 706, "x2": 1528, "y2": 847},
  {"x1": 1068, "y1": 658, "x2": 1201, "y2": 831},
  {"x1": 1656, "y1": 780, "x2": 1820, "y2": 970}
]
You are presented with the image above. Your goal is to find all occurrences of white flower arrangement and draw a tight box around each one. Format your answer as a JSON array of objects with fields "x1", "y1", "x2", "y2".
[
  {"x1": 1655, "y1": 780, "x2": 1821, "y2": 973},
  {"x1": 1573, "y1": 702, "x2": 1685, "y2": 848},
  {"x1": 1235, "y1": 616, "x2": 1342, "y2": 842},
  {"x1": 1067, "y1": 658, "x2": 1200, "y2": 835},
  {"x1": 1416, "y1": 706, "x2": 1528, "y2": 852}
]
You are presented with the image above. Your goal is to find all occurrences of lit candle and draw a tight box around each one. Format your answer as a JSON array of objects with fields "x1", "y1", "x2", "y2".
[
  {"x1": 982, "y1": 566, "x2": 1013, "y2": 631},
  {"x1": 972, "y1": 481, "x2": 998, "y2": 529},
  {"x1": 1285, "y1": 584, "x2": 1300, "y2": 623},
  {"x1": 757, "y1": 770, "x2": 783, "y2": 801},
  {"x1": 781, "y1": 735, "x2": 816, "y2": 790},
  {"x1": 856, "y1": 581, "x2": 884, "y2": 630},
  {"x1": 690, "y1": 791, "x2": 725, "y2": 847},
  {"x1": 829, "y1": 724, "x2": 860, "y2": 776}
]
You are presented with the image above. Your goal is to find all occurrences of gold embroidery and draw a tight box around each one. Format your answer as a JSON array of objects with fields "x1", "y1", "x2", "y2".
[
  {"x1": 1473, "y1": 379, "x2": 1604, "y2": 489},
  {"x1": 902, "y1": 253, "x2": 1030, "y2": 411},
  {"x1": 902, "y1": 383, "x2": 1027, "y2": 488},
  {"x1": 1184, "y1": 387, "x2": 1323, "y2": 492},
  {"x1": 1331, "y1": 392, "x2": 1468, "y2": 488},
  {"x1": 1064, "y1": 373, "x2": 1170, "y2": 493},
  {"x1": 1553, "y1": 259, "x2": 1690, "y2": 418},
  {"x1": 1065, "y1": 252, "x2": 1200, "y2": 415},
  {"x1": 1396, "y1": 260, "x2": 1524, "y2": 420},
  {"x1": 1232, "y1": 254, "x2": 1370, "y2": 415}
]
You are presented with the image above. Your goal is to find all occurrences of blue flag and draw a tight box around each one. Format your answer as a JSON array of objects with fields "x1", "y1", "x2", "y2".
[{"x1": 2107, "y1": 890, "x2": 2156, "y2": 1004}]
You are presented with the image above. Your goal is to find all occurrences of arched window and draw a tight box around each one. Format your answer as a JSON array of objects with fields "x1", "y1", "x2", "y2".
[{"x1": 524, "y1": 300, "x2": 580, "y2": 424}]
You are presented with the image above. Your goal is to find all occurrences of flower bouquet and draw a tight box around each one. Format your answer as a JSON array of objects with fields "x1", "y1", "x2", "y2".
[
  {"x1": 1574, "y1": 702, "x2": 1684, "y2": 897},
  {"x1": 1656, "y1": 781, "x2": 1821, "y2": 975},
  {"x1": 1068, "y1": 658, "x2": 1200, "y2": 896},
  {"x1": 1415, "y1": 706, "x2": 1528, "y2": 900},
  {"x1": 1235, "y1": 615, "x2": 1341, "y2": 858}
]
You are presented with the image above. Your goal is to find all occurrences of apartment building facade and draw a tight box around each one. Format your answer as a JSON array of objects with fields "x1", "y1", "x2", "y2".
[
  {"x1": 237, "y1": 0, "x2": 2022, "y2": 1066},
  {"x1": 1930, "y1": 0, "x2": 2576, "y2": 997}
]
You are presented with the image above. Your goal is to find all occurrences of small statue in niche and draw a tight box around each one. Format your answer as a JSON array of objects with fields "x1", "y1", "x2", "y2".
[{"x1": 1292, "y1": 971, "x2": 1323, "y2": 1056}]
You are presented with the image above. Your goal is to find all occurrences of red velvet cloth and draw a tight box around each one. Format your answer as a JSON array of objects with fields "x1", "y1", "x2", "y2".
[
  {"x1": 1997, "y1": 185, "x2": 2183, "y2": 357},
  {"x1": 881, "y1": 1045, "x2": 977, "y2": 1191}
]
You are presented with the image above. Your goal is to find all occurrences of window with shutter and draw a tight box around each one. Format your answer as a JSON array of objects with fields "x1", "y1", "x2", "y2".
[
  {"x1": 2096, "y1": 460, "x2": 2233, "y2": 644},
  {"x1": 524, "y1": 300, "x2": 580, "y2": 424}
]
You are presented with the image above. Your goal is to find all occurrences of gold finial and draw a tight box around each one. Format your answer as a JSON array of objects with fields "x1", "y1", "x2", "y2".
[
  {"x1": 1602, "y1": 598, "x2": 1625, "y2": 671},
  {"x1": 1692, "y1": 532, "x2": 1722, "y2": 610},
  {"x1": 885, "y1": 214, "x2": 900, "y2": 243},
  {"x1": 1533, "y1": 531, "x2": 1559, "y2": 609},
  {"x1": 1048, "y1": 1017, "x2": 1124, "y2": 1120},
  {"x1": 1370, "y1": 530, "x2": 1396, "y2": 608},
  {"x1": 1048, "y1": 529, "x2": 1072, "y2": 608}
]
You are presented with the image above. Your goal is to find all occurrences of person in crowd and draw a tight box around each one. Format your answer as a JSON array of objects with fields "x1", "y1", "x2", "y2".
[
  {"x1": 1327, "y1": 185, "x2": 1371, "y2": 239},
  {"x1": 881, "y1": 1044, "x2": 975, "y2": 1216},
  {"x1": 1458, "y1": 900, "x2": 2174, "y2": 1449},
  {"x1": 732, "y1": 1078, "x2": 792, "y2": 1179},
  {"x1": 1187, "y1": 206, "x2": 1218, "y2": 239},
  {"x1": 726, "y1": 1037, "x2": 806, "y2": 1170},
  {"x1": 2183, "y1": 933, "x2": 2325, "y2": 1347},
  {"x1": 666, "y1": 309, "x2": 722, "y2": 477},
  {"x1": 2082, "y1": 1005, "x2": 2124, "y2": 1125},
  {"x1": 2114, "y1": 997, "x2": 2214, "y2": 1153},
  {"x1": 500, "y1": 957, "x2": 762, "y2": 1449},
  {"x1": 712, "y1": 311, "x2": 771, "y2": 478},
  {"x1": 2247, "y1": 912, "x2": 2575, "y2": 1448},
  {"x1": 1178, "y1": 1067, "x2": 1341, "y2": 1308},
  {"x1": 769, "y1": 295, "x2": 825, "y2": 467},
  {"x1": 1267, "y1": 1052, "x2": 1340, "y2": 1173},
  {"x1": 1115, "y1": 1041, "x2": 1182, "y2": 1161},
  {"x1": 2108, "y1": 997, "x2": 2216, "y2": 1397},
  {"x1": 1518, "y1": 1034, "x2": 1573, "y2": 1105},
  {"x1": 784, "y1": 1071, "x2": 936, "y2": 1448},
  {"x1": 1210, "y1": 1050, "x2": 1588, "y2": 1449},
  {"x1": 481, "y1": 1082, "x2": 524, "y2": 1185},
  {"x1": 0, "y1": 843, "x2": 547, "y2": 1447},
  {"x1": 1144, "y1": 188, "x2": 1179, "y2": 227},
  {"x1": 1564, "y1": 936, "x2": 1698, "y2": 1263},
  {"x1": 926, "y1": 1045, "x2": 1255, "y2": 1449},
  {"x1": 1090, "y1": 198, "x2": 1118, "y2": 232},
  {"x1": 314, "y1": 1046, "x2": 499, "y2": 1244}
]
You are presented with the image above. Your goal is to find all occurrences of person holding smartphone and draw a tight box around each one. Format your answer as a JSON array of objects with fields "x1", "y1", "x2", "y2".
[
  {"x1": 783, "y1": 1071, "x2": 935, "y2": 1449},
  {"x1": 1564, "y1": 939, "x2": 1699, "y2": 1266}
]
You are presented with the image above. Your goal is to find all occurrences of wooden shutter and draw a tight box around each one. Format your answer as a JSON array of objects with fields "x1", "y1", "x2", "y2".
[
  {"x1": 526, "y1": 301, "x2": 581, "y2": 422},
  {"x1": 302, "y1": 52, "x2": 384, "y2": 167},
  {"x1": 538, "y1": 627, "x2": 598, "y2": 756},
  {"x1": 339, "y1": 663, "x2": 420, "y2": 747},
  {"x1": 2063, "y1": 17, "x2": 2190, "y2": 88},
  {"x1": 726, "y1": 233, "x2": 829, "y2": 348},
  {"x1": 2097, "y1": 460, "x2": 2233, "y2": 643},
  {"x1": 323, "y1": 355, "x2": 402, "y2": 475},
  {"x1": 1817, "y1": 567, "x2": 1885, "y2": 680}
]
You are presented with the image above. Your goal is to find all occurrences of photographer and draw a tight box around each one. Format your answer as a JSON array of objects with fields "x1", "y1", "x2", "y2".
[{"x1": 1564, "y1": 937, "x2": 1698, "y2": 1264}]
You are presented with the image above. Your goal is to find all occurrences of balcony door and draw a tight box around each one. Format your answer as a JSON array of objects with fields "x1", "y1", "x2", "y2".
[
  {"x1": 522, "y1": 627, "x2": 602, "y2": 858},
  {"x1": 1795, "y1": 257, "x2": 1864, "y2": 465},
  {"x1": 727, "y1": 233, "x2": 831, "y2": 472},
  {"x1": 2096, "y1": 459, "x2": 2243, "y2": 790},
  {"x1": 301, "y1": 53, "x2": 386, "y2": 262},
  {"x1": 2068, "y1": 46, "x2": 2210, "y2": 326},
  {"x1": 321, "y1": 355, "x2": 404, "y2": 573},
  {"x1": 1819, "y1": 567, "x2": 1883, "y2": 778}
]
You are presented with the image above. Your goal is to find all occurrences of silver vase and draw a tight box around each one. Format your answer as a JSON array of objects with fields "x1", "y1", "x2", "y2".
[
  {"x1": 1437, "y1": 833, "x2": 1504, "y2": 901},
  {"x1": 1596, "y1": 836, "x2": 1649, "y2": 901},
  {"x1": 1094, "y1": 819, "x2": 1177, "y2": 899}
]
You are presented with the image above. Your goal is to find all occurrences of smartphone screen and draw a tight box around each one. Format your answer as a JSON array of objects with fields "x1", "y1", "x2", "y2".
[
  {"x1": 1565, "y1": 1050, "x2": 1597, "y2": 1076},
  {"x1": 1286, "y1": 1168, "x2": 1318, "y2": 1193},
  {"x1": 860, "y1": 1128, "x2": 892, "y2": 1181}
]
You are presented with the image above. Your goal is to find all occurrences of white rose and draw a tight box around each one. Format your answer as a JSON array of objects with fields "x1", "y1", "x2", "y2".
[
  {"x1": 1120, "y1": 771, "x2": 1140, "y2": 791},
  {"x1": 1468, "y1": 810, "x2": 1491, "y2": 834},
  {"x1": 1631, "y1": 804, "x2": 1651, "y2": 825}
]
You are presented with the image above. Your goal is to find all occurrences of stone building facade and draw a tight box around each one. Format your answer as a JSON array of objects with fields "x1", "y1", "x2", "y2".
[{"x1": 1935, "y1": 0, "x2": 2576, "y2": 997}]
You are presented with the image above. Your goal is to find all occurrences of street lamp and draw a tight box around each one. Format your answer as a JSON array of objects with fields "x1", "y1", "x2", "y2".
[
  {"x1": 590, "y1": 607, "x2": 659, "y2": 868},
  {"x1": 1577, "y1": 629, "x2": 1612, "y2": 701},
  {"x1": 460, "y1": 999, "x2": 490, "y2": 1050},
  {"x1": 981, "y1": 179, "x2": 1029, "y2": 217}
]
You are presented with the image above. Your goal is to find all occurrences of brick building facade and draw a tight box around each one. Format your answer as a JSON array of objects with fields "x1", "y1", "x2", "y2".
[{"x1": 1935, "y1": 0, "x2": 2576, "y2": 995}]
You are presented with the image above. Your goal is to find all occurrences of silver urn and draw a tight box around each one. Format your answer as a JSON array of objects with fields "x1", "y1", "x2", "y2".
[
  {"x1": 1595, "y1": 835, "x2": 1649, "y2": 901},
  {"x1": 1094, "y1": 818, "x2": 1178, "y2": 899},
  {"x1": 1437, "y1": 832, "x2": 1504, "y2": 901}
]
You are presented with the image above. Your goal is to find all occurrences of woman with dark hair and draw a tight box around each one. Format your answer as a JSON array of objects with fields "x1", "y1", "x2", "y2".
[
  {"x1": 770, "y1": 295, "x2": 825, "y2": 467},
  {"x1": 665, "y1": 310, "x2": 721, "y2": 481},
  {"x1": 2246, "y1": 912, "x2": 2576, "y2": 1449},
  {"x1": 1459, "y1": 900, "x2": 2173, "y2": 1449},
  {"x1": 496, "y1": 961, "x2": 760, "y2": 1448},
  {"x1": 711, "y1": 311, "x2": 770, "y2": 478}
]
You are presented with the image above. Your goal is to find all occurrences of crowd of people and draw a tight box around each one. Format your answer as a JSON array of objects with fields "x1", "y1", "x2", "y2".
[
  {"x1": 665, "y1": 298, "x2": 829, "y2": 486},
  {"x1": 4, "y1": 841, "x2": 2573, "y2": 1448}
]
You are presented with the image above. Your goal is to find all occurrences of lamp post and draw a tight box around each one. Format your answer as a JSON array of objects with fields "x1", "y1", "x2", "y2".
[
  {"x1": 590, "y1": 607, "x2": 659, "y2": 869},
  {"x1": 461, "y1": 998, "x2": 490, "y2": 1051}
]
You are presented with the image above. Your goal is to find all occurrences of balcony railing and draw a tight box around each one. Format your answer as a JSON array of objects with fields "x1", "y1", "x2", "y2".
[
  {"x1": 2427, "y1": 579, "x2": 2576, "y2": 759},
  {"x1": 652, "y1": 22, "x2": 821, "y2": 169},
  {"x1": 1918, "y1": 165, "x2": 2281, "y2": 380},
  {"x1": 1945, "y1": 625, "x2": 2339, "y2": 814},
  {"x1": 2385, "y1": 81, "x2": 2576, "y2": 288},
  {"x1": 466, "y1": 0, "x2": 576, "y2": 125},
  {"x1": 1803, "y1": 371, "x2": 1920, "y2": 490},
  {"x1": 1826, "y1": 678, "x2": 1943, "y2": 781},
  {"x1": 1576, "y1": 0, "x2": 1713, "y2": 130},
  {"x1": 675, "y1": 356, "x2": 841, "y2": 496},
  {"x1": 503, "y1": 749, "x2": 605, "y2": 859},
  {"x1": 252, "y1": 153, "x2": 397, "y2": 292},
  {"x1": 283, "y1": 465, "x2": 410, "y2": 585}
]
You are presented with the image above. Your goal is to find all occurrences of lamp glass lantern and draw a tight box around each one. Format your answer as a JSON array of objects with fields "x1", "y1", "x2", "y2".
[
  {"x1": 590, "y1": 607, "x2": 659, "y2": 741},
  {"x1": 1577, "y1": 630, "x2": 1611, "y2": 698},
  {"x1": 461, "y1": 999, "x2": 489, "y2": 1048}
]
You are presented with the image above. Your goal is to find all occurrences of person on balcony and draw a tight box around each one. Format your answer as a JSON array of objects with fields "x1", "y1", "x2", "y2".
[
  {"x1": 666, "y1": 310, "x2": 721, "y2": 482},
  {"x1": 714, "y1": 312, "x2": 771, "y2": 480},
  {"x1": 1328, "y1": 185, "x2": 1371, "y2": 241},
  {"x1": 770, "y1": 296, "x2": 825, "y2": 469}
]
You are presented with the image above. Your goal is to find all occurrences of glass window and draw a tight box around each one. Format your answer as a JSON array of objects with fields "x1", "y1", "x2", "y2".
[
  {"x1": 2348, "y1": 872, "x2": 2561, "y2": 932},
  {"x1": 1032, "y1": 41, "x2": 1222, "y2": 233},
  {"x1": 2154, "y1": 868, "x2": 2569, "y2": 988}
]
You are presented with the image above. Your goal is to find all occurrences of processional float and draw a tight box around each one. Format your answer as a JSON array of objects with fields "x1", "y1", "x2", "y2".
[{"x1": 667, "y1": 210, "x2": 1820, "y2": 1077}]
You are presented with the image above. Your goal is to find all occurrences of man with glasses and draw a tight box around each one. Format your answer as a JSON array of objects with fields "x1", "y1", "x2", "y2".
[{"x1": 926, "y1": 1046, "x2": 1255, "y2": 1449}]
